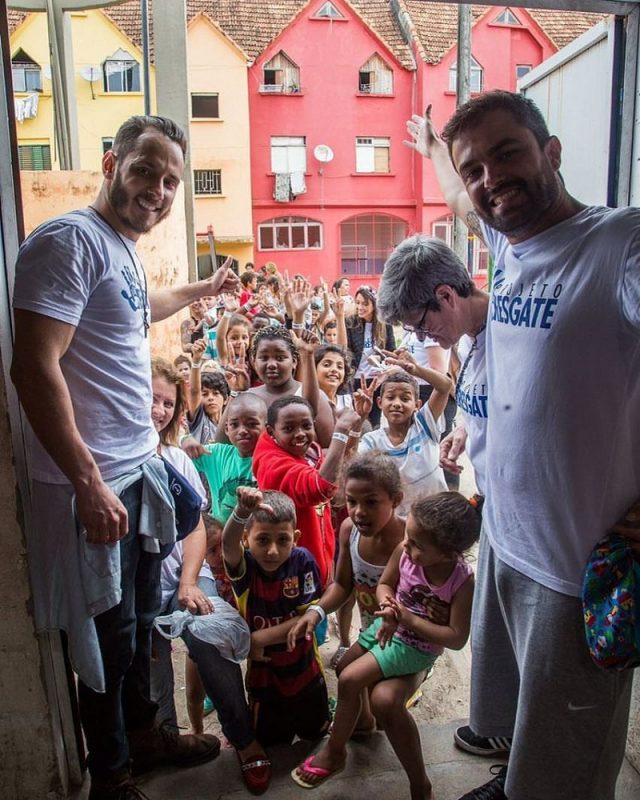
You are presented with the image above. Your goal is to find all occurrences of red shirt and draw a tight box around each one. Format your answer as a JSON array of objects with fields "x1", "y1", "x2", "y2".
[{"x1": 252, "y1": 432, "x2": 336, "y2": 587}]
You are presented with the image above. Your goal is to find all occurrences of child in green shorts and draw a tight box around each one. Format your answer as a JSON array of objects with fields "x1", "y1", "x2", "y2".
[{"x1": 292, "y1": 492, "x2": 482, "y2": 800}]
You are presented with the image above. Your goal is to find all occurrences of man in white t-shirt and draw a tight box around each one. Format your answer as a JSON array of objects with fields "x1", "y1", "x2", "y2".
[
  {"x1": 399, "y1": 93, "x2": 640, "y2": 800},
  {"x1": 11, "y1": 115, "x2": 239, "y2": 800}
]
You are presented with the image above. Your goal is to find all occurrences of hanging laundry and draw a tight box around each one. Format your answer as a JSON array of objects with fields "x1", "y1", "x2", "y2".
[
  {"x1": 290, "y1": 171, "x2": 307, "y2": 196},
  {"x1": 274, "y1": 172, "x2": 292, "y2": 202}
]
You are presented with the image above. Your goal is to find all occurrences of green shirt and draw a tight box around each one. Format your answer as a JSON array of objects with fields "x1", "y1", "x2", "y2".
[{"x1": 193, "y1": 443, "x2": 256, "y2": 523}]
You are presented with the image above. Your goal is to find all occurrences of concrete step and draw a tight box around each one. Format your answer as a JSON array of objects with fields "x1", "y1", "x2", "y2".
[{"x1": 130, "y1": 718, "x2": 640, "y2": 800}]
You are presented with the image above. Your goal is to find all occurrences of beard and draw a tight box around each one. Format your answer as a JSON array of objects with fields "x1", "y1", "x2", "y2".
[
  {"x1": 475, "y1": 169, "x2": 562, "y2": 238},
  {"x1": 108, "y1": 171, "x2": 165, "y2": 235}
]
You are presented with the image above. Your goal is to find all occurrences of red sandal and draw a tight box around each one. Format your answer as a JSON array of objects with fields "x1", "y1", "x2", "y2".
[{"x1": 238, "y1": 754, "x2": 272, "y2": 795}]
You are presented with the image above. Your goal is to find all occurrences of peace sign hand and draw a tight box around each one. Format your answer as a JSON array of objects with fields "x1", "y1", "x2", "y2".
[
  {"x1": 353, "y1": 375, "x2": 375, "y2": 420},
  {"x1": 222, "y1": 342, "x2": 250, "y2": 391}
]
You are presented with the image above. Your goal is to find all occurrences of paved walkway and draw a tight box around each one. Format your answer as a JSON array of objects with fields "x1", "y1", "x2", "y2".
[{"x1": 115, "y1": 718, "x2": 640, "y2": 800}]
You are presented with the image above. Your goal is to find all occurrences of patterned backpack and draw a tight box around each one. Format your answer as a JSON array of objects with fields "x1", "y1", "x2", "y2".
[{"x1": 582, "y1": 534, "x2": 640, "y2": 670}]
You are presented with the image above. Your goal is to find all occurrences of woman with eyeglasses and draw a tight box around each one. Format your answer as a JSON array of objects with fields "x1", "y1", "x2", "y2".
[{"x1": 338, "y1": 285, "x2": 396, "y2": 428}]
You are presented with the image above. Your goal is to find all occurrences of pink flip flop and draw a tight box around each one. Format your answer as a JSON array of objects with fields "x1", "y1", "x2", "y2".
[{"x1": 290, "y1": 755, "x2": 345, "y2": 789}]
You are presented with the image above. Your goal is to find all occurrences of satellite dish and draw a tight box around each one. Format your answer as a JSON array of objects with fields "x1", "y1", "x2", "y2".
[
  {"x1": 314, "y1": 144, "x2": 334, "y2": 163},
  {"x1": 80, "y1": 66, "x2": 101, "y2": 99},
  {"x1": 42, "y1": 64, "x2": 52, "y2": 80},
  {"x1": 80, "y1": 66, "x2": 102, "y2": 82}
]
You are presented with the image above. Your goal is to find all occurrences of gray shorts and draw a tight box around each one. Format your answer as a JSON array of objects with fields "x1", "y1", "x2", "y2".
[{"x1": 470, "y1": 534, "x2": 633, "y2": 800}]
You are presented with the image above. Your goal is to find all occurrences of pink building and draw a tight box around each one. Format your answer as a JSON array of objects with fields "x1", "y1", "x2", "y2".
[
  {"x1": 243, "y1": 0, "x2": 604, "y2": 288},
  {"x1": 249, "y1": 0, "x2": 418, "y2": 292}
]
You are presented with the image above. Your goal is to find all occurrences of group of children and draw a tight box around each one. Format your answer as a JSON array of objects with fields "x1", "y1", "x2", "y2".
[{"x1": 150, "y1": 267, "x2": 480, "y2": 798}]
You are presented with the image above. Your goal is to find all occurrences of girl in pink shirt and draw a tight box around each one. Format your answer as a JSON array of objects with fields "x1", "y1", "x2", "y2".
[{"x1": 292, "y1": 491, "x2": 482, "y2": 800}]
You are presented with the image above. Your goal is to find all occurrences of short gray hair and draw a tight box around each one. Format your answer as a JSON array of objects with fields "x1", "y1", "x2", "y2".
[{"x1": 377, "y1": 235, "x2": 474, "y2": 324}]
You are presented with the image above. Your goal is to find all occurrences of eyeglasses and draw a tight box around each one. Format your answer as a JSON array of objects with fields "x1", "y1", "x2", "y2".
[{"x1": 401, "y1": 307, "x2": 431, "y2": 336}]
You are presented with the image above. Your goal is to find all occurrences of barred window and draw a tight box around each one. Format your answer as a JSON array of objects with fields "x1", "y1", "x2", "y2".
[{"x1": 194, "y1": 169, "x2": 222, "y2": 195}]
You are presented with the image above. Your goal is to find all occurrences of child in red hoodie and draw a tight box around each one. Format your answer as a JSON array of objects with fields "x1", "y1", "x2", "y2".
[{"x1": 252, "y1": 396, "x2": 361, "y2": 588}]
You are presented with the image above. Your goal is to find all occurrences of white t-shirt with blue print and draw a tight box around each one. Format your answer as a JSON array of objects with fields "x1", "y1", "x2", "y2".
[
  {"x1": 358, "y1": 402, "x2": 446, "y2": 518},
  {"x1": 481, "y1": 206, "x2": 640, "y2": 596},
  {"x1": 13, "y1": 208, "x2": 158, "y2": 483}
]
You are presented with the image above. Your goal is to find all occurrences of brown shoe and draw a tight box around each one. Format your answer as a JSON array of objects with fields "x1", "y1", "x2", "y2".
[{"x1": 129, "y1": 720, "x2": 221, "y2": 775}]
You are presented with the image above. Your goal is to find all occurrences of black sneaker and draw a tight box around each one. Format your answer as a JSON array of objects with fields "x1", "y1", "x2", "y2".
[
  {"x1": 454, "y1": 725, "x2": 512, "y2": 756},
  {"x1": 458, "y1": 765, "x2": 507, "y2": 799}
]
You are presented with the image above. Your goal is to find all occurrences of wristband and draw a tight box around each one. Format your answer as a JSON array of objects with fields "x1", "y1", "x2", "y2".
[
  {"x1": 292, "y1": 322, "x2": 305, "y2": 330},
  {"x1": 306, "y1": 604, "x2": 326, "y2": 623},
  {"x1": 331, "y1": 431, "x2": 349, "y2": 444},
  {"x1": 348, "y1": 430, "x2": 362, "y2": 438},
  {"x1": 231, "y1": 509, "x2": 251, "y2": 526},
  {"x1": 191, "y1": 362, "x2": 202, "y2": 369},
  {"x1": 223, "y1": 310, "x2": 233, "y2": 318},
  {"x1": 230, "y1": 390, "x2": 239, "y2": 398}
]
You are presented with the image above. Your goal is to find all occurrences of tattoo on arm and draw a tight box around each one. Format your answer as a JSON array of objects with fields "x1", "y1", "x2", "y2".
[{"x1": 465, "y1": 211, "x2": 484, "y2": 240}]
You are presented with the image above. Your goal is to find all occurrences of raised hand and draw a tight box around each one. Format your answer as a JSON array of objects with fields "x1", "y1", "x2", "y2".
[
  {"x1": 382, "y1": 347, "x2": 418, "y2": 374},
  {"x1": 235, "y1": 486, "x2": 273, "y2": 517},
  {"x1": 202, "y1": 256, "x2": 239, "y2": 297},
  {"x1": 353, "y1": 374, "x2": 375, "y2": 420},
  {"x1": 292, "y1": 328, "x2": 320, "y2": 355},
  {"x1": 221, "y1": 291, "x2": 240, "y2": 313},
  {"x1": 334, "y1": 406, "x2": 362, "y2": 436},
  {"x1": 191, "y1": 337, "x2": 206, "y2": 365},
  {"x1": 222, "y1": 342, "x2": 250, "y2": 391},
  {"x1": 331, "y1": 290, "x2": 345, "y2": 316},
  {"x1": 289, "y1": 276, "x2": 312, "y2": 317},
  {"x1": 404, "y1": 104, "x2": 443, "y2": 160}
]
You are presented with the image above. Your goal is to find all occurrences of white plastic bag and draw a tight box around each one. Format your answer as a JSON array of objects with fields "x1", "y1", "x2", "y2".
[{"x1": 154, "y1": 597, "x2": 251, "y2": 663}]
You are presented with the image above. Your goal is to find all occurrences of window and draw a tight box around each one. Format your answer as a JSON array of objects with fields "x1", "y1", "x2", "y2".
[
  {"x1": 102, "y1": 137, "x2": 114, "y2": 154},
  {"x1": 315, "y1": 1, "x2": 343, "y2": 18},
  {"x1": 493, "y1": 8, "x2": 522, "y2": 25},
  {"x1": 355, "y1": 137, "x2": 390, "y2": 173},
  {"x1": 11, "y1": 49, "x2": 42, "y2": 92},
  {"x1": 258, "y1": 217, "x2": 322, "y2": 250},
  {"x1": 340, "y1": 214, "x2": 407, "y2": 274},
  {"x1": 18, "y1": 144, "x2": 51, "y2": 170},
  {"x1": 432, "y1": 215, "x2": 489, "y2": 276},
  {"x1": 191, "y1": 93, "x2": 219, "y2": 118},
  {"x1": 194, "y1": 169, "x2": 222, "y2": 195},
  {"x1": 261, "y1": 51, "x2": 300, "y2": 93},
  {"x1": 359, "y1": 54, "x2": 393, "y2": 95},
  {"x1": 449, "y1": 56, "x2": 484, "y2": 93},
  {"x1": 516, "y1": 64, "x2": 532, "y2": 81},
  {"x1": 271, "y1": 136, "x2": 306, "y2": 174},
  {"x1": 103, "y1": 49, "x2": 140, "y2": 93}
]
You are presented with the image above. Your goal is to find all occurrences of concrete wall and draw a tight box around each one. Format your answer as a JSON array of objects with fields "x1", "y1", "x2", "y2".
[
  {"x1": 19, "y1": 170, "x2": 189, "y2": 359},
  {"x1": 0, "y1": 358, "x2": 61, "y2": 798}
]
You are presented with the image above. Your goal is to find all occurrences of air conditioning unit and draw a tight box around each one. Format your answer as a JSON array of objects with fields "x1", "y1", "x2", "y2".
[{"x1": 260, "y1": 84, "x2": 284, "y2": 93}]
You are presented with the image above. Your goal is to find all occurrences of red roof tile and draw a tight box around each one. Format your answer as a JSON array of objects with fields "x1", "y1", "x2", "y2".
[{"x1": 404, "y1": 3, "x2": 607, "y2": 64}]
